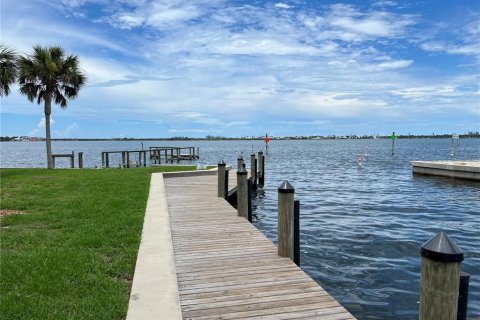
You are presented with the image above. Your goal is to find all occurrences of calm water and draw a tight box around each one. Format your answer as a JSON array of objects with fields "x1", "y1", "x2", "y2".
[{"x1": 1, "y1": 139, "x2": 479, "y2": 319}]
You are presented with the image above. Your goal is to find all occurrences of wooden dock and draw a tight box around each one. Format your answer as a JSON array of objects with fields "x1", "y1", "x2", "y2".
[
  {"x1": 127, "y1": 171, "x2": 355, "y2": 319},
  {"x1": 410, "y1": 160, "x2": 480, "y2": 181}
]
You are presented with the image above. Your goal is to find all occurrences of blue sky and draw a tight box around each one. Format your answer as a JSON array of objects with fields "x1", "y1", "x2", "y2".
[{"x1": 1, "y1": 0, "x2": 479, "y2": 138}]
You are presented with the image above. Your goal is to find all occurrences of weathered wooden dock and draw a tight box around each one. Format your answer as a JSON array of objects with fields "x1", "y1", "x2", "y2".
[
  {"x1": 127, "y1": 171, "x2": 355, "y2": 319},
  {"x1": 410, "y1": 160, "x2": 480, "y2": 181}
]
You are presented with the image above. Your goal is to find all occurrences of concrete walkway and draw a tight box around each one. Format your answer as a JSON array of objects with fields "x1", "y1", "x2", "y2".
[{"x1": 126, "y1": 173, "x2": 182, "y2": 319}]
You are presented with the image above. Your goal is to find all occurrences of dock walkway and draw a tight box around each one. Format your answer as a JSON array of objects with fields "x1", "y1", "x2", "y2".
[
  {"x1": 410, "y1": 160, "x2": 480, "y2": 181},
  {"x1": 127, "y1": 172, "x2": 355, "y2": 319}
]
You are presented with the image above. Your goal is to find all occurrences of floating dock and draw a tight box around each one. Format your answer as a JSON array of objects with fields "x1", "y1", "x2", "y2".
[
  {"x1": 410, "y1": 160, "x2": 480, "y2": 181},
  {"x1": 127, "y1": 171, "x2": 355, "y2": 319}
]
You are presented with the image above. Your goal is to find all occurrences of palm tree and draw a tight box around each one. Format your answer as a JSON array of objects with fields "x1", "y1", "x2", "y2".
[
  {"x1": 0, "y1": 44, "x2": 18, "y2": 97},
  {"x1": 18, "y1": 46, "x2": 86, "y2": 169}
]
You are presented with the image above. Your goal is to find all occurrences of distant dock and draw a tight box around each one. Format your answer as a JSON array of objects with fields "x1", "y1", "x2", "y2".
[{"x1": 410, "y1": 160, "x2": 480, "y2": 181}]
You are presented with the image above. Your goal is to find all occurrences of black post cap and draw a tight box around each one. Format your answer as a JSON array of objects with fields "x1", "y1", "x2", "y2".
[
  {"x1": 218, "y1": 160, "x2": 226, "y2": 166},
  {"x1": 278, "y1": 180, "x2": 295, "y2": 193},
  {"x1": 251, "y1": 153, "x2": 256, "y2": 157},
  {"x1": 237, "y1": 155, "x2": 244, "y2": 160},
  {"x1": 420, "y1": 232, "x2": 464, "y2": 263},
  {"x1": 258, "y1": 150, "x2": 263, "y2": 154},
  {"x1": 237, "y1": 166, "x2": 247, "y2": 175}
]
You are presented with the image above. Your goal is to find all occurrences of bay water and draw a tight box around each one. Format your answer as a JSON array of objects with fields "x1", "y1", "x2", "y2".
[{"x1": 1, "y1": 138, "x2": 479, "y2": 319}]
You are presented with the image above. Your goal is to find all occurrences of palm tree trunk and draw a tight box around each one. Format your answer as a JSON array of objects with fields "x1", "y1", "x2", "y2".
[{"x1": 45, "y1": 97, "x2": 53, "y2": 169}]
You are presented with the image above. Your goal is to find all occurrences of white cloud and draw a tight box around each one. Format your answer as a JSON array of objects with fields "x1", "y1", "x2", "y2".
[
  {"x1": 62, "y1": 122, "x2": 80, "y2": 137},
  {"x1": 390, "y1": 86, "x2": 457, "y2": 99},
  {"x1": 419, "y1": 17, "x2": 480, "y2": 62},
  {"x1": 2, "y1": 0, "x2": 479, "y2": 136},
  {"x1": 366, "y1": 59, "x2": 413, "y2": 71},
  {"x1": 326, "y1": 4, "x2": 416, "y2": 39},
  {"x1": 29, "y1": 117, "x2": 55, "y2": 136},
  {"x1": 274, "y1": 3, "x2": 292, "y2": 9}
]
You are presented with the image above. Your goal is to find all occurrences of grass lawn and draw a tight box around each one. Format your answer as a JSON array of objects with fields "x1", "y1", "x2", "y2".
[{"x1": 0, "y1": 166, "x2": 202, "y2": 319}]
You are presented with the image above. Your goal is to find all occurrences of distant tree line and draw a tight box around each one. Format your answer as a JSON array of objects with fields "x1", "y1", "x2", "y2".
[{"x1": 2, "y1": 131, "x2": 479, "y2": 142}]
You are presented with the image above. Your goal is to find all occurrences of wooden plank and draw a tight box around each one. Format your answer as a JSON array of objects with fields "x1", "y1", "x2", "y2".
[{"x1": 163, "y1": 175, "x2": 355, "y2": 319}]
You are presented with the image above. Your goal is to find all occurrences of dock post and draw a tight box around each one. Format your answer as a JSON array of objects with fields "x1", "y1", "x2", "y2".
[
  {"x1": 126, "y1": 152, "x2": 130, "y2": 168},
  {"x1": 176, "y1": 148, "x2": 180, "y2": 163},
  {"x1": 236, "y1": 166, "x2": 248, "y2": 219},
  {"x1": 237, "y1": 155, "x2": 244, "y2": 169},
  {"x1": 106, "y1": 153, "x2": 110, "y2": 168},
  {"x1": 78, "y1": 152, "x2": 83, "y2": 169},
  {"x1": 294, "y1": 200, "x2": 300, "y2": 266},
  {"x1": 121, "y1": 152, "x2": 126, "y2": 168},
  {"x1": 258, "y1": 151, "x2": 264, "y2": 187},
  {"x1": 457, "y1": 272, "x2": 470, "y2": 320},
  {"x1": 52, "y1": 156, "x2": 56, "y2": 169},
  {"x1": 189, "y1": 147, "x2": 192, "y2": 160},
  {"x1": 250, "y1": 153, "x2": 257, "y2": 190},
  {"x1": 70, "y1": 151, "x2": 75, "y2": 168},
  {"x1": 218, "y1": 160, "x2": 227, "y2": 198},
  {"x1": 101, "y1": 152, "x2": 105, "y2": 168},
  {"x1": 224, "y1": 168, "x2": 229, "y2": 200},
  {"x1": 278, "y1": 180, "x2": 295, "y2": 261},
  {"x1": 247, "y1": 178, "x2": 253, "y2": 222},
  {"x1": 419, "y1": 231, "x2": 463, "y2": 320},
  {"x1": 143, "y1": 151, "x2": 147, "y2": 167},
  {"x1": 197, "y1": 147, "x2": 200, "y2": 159},
  {"x1": 138, "y1": 151, "x2": 142, "y2": 166},
  {"x1": 193, "y1": 147, "x2": 196, "y2": 160}
]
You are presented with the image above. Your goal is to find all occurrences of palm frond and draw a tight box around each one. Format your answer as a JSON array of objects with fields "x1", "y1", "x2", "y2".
[
  {"x1": 0, "y1": 44, "x2": 18, "y2": 97},
  {"x1": 18, "y1": 45, "x2": 86, "y2": 109}
]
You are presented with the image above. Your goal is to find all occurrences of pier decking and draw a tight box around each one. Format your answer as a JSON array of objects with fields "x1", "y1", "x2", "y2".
[
  {"x1": 127, "y1": 171, "x2": 355, "y2": 319},
  {"x1": 410, "y1": 160, "x2": 480, "y2": 181}
]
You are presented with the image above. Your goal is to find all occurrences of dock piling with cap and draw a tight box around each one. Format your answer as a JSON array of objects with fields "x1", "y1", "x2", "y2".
[
  {"x1": 217, "y1": 160, "x2": 227, "y2": 198},
  {"x1": 278, "y1": 180, "x2": 295, "y2": 261},
  {"x1": 236, "y1": 166, "x2": 248, "y2": 219},
  {"x1": 237, "y1": 155, "x2": 244, "y2": 170},
  {"x1": 419, "y1": 231, "x2": 464, "y2": 320}
]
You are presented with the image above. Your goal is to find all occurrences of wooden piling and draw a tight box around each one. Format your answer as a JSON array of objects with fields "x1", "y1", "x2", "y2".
[
  {"x1": 250, "y1": 153, "x2": 257, "y2": 190},
  {"x1": 278, "y1": 180, "x2": 295, "y2": 260},
  {"x1": 236, "y1": 166, "x2": 248, "y2": 219},
  {"x1": 258, "y1": 151, "x2": 264, "y2": 186},
  {"x1": 458, "y1": 272, "x2": 470, "y2": 320},
  {"x1": 294, "y1": 199, "x2": 300, "y2": 266},
  {"x1": 217, "y1": 161, "x2": 227, "y2": 198},
  {"x1": 143, "y1": 151, "x2": 147, "y2": 167},
  {"x1": 122, "y1": 152, "x2": 126, "y2": 168},
  {"x1": 419, "y1": 231, "x2": 463, "y2": 320},
  {"x1": 78, "y1": 152, "x2": 83, "y2": 169},
  {"x1": 102, "y1": 152, "x2": 105, "y2": 168},
  {"x1": 126, "y1": 151, "x2": 130, "y2": 168},
  {"x1": 237, "y1": 155, "x2": 244, "y2": 169},
  {"x1": 247, "y1": 178, "x2": 253, "y2": 222},
  {"x1": 106, "y1": 153, "x2": 110, "y2": 168},
  {"x1": 70, "y1": 151, "x2": 74, "y2": 168}
]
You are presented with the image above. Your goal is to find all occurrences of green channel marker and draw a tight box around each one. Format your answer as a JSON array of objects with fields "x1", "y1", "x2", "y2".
[{"x1": 390, "y1": 131, "x2": 396, "y2": 155}]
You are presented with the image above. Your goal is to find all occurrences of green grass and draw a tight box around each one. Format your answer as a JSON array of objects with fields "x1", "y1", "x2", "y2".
[{"x1": 0, "y1": 166, "x2": 201, "y2": 320}]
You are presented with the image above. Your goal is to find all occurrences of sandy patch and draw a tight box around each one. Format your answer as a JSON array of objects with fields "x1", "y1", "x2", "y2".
[{"x1": 0, "y1": 209, "x2": 29, "y2": 217}]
